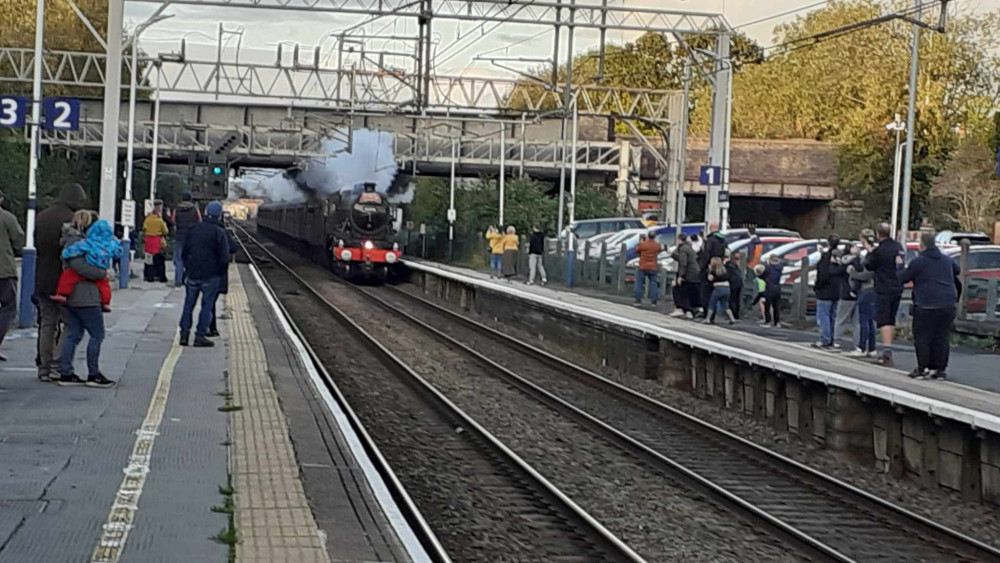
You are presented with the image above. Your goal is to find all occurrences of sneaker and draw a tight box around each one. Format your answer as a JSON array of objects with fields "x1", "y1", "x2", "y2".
[
  {"x1": 684, "y1": 312, "x2": 694, "y2": 319},
  {"x1": 876, "y1": 352, "x2": 895, "y2": 368},
  {"x1": 758, "y1": 321, "x2": 770, "y2": 327},
  {"x1": 525, "y1": 281, "x2": 534, "y2": 285},
  {"x1": 725, "y1": 310, "x2": 736, "y2": 325},
  {"x1": 193, "y1": 337, "x2": 215, "y2": 348},
  {"x1": 831, "y1": 342, "x2": 842, "y2": 350},
  {"x1": 812, "y1": 341, "x2": 825, "y2": 348},
  {"x1": 206, "y1": 329, "x2": 220, "y2": 338},
  {"x1": 907, "y1": 368, "x2": 928, "y2": 379},
  {"x1": 632, "y1": 301, "x2": 642, "y2": 307},
  {"x1": 929, "y1": 370, "x2": 947, "y2": 380},
  {"x1": 0, "y1": 353, "x2": 7, "y2": 362},
  {"x1": 668, "y1": 310, "x2": 684, "y2": 318},
  {"x1": 541, "y1": 280, "x2": 547, "y2": 286},
  {"x1": 846, "y1": 348, "x2": 867, "y2": 358},
  {"x1": 179, "y1": 333, "x2": 189, "y2": 347},
  {"x1": 865, "y1": 350, "x2": 876, "y2": 359},
  {"x1": 57, "y1": 374, "x2": 85, "y2": 386},
  {"x1": 86, "y1": 374, "x2": 116, "y2": 388},
  {"x1": 38, "y1": 373, "x2": 54, "y2": 383}
]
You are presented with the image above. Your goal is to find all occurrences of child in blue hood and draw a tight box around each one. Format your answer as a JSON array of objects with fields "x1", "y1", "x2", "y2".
[{"x1": 51, "y1": 213, "x2": 121, "y2": 312}]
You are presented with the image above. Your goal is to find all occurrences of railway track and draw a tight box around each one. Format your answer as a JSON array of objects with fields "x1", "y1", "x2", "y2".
[
  {"x1": 359, "y1": 283, "x2": 1000, "y2": 563},
  {"x1": 233, "y1": 224, "x2": 644, "y2": 563}
]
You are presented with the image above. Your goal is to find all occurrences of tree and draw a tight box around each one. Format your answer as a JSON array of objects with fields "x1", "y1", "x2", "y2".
[{"x1": 929, "y1": 144, "x2": 1000, "y2": 233}]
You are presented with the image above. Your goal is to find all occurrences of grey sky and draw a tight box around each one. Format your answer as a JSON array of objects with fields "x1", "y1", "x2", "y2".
[{"x1": 125, "y1": 0, "x2": 998, "y2": 78}]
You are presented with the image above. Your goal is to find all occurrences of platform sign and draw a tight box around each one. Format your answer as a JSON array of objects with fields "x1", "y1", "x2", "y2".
[
  {"x1": 699, "y1": 165, "x2": 722, "y2": 186},
  {"x1": 121, "y1": 200, "x2": 136, "y2": 228},
  {"x1": 42, "y1": 98, "x2": 80, "y2": 131},
  {"x1": 0, "y1": 96, "x2": 28, "y2": 128}
]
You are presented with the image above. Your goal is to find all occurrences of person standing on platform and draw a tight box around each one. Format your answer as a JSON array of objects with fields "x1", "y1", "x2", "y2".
[
  {"x1": 703, "y1": 256, "x2": 736, "y2": 325},
  {"x1": 834, "y1": 244, "x2": 861, "y2": 349},
  {"x1": 813, "y1": 236, "x2": 845, "y2": 349},
  {"x1": 485, "y1": 226, "x2": 503, "y2": 277},
  {"x1": 499, "y1": 226, "x2": 519, "y2": 280},
  {"x1": 56, "y1": 218, "x2": 117, "y2": 388},
  {"x1": 179, "y1": 202, "x2": 230, "y2": 348},
  {"x1": 847, "y1": 242, "x2": 877, "y2": 357},
  {"x1": 760, "y1": 255, "x2": 783, "y2": 328},
  {"x1": 142, "y1": 204, "x2": 169, "y2": 283},
  {"x1": 697, "y1": 223, "x2": 726, "y2": 317},
  {"x1": 670, "y1": 233, "x2": 700, "y2": 318},
  {"x1": 526, "y1": 225, "x2": 547, "y2": 286},
  {"x1": 633, "y1": 232, "x2": 661, "y2": 307},
  {"x1": 207, "y1": 214, "x2": 237, "y2": 338},
  {"x1": 725, "y1": 251, "x2": 745, "y2": 320},
  {"x1": 0, "y1": 191, "x2": 24, "y2": 361},
  {"x1": 863, "y1": 222, "x2": 904, "y2": 367},
  {"x1": 34, "y1": 183, "x2": 88, "y2": 382},
  {"x1": 898, "y1": 232, "x2": 960, "y2": 380},
  {"x1": 171, "y1": 192, "x2": 201, "y2": 287}
]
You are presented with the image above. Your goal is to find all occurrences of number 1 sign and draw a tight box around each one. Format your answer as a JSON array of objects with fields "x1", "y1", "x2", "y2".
[
  {"x1": 0, "y1": 96, "x2": 28, "y2": 128},
  {"x1": 43, "y1": 98, "x2": 80, "y2": 131}
]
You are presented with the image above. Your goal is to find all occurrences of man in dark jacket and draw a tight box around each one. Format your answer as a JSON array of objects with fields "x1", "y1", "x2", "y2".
[
  {"x1": 34, "y1": 183, "x2": 88, "y2": 381},
  {"x1": 178, "y1": 201, "x2": 230, "y2": 347},
  {"x1": 171, "y1": 191, "x2": 201, "y2": 286},
  {"x1": 898, "y1": 233, "x2": 960, "y2": 380},
  {"x1": 863, "y1": 222, "x2": 904, "y2": 366},
  {"x1": 697, "y1": 222, "x2": 726, "y2": 317},
  {"x1": 725, "y1": 251, "x2": 745, "y2": 320},
  {"x1": 813, "y1": 236, "x2": 846, "y2": 348},
  {"x1": 526, "y1": 225, "x2": 547, "y2": 285},
  {"x1": 670, "y1": 234, "x2": 700, "y2": 318}
]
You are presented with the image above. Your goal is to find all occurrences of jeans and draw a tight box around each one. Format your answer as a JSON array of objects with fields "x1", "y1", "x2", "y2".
[
  {"x1": 528, "y1": 254, "x2": 547, "y2": 283},
  {"x1": 707, "y1": 285, "x2": 731, "y2": 315},
  {"x1": 912, "y1": 305, "x2": 955, "y2": 371},
  {"x1": 489, "y1": 254, "x2": 502, "y2": 274},
  {"x1": 60, "y1": 306, "x2": 105, "y2": 377},
  {"x1": 634, "y1": 270, "x2": 658, "y2": 304},
  {"x1": 180, "y1": 276, "x2": 221, "y2": 338},
  {"x1": 834, "y1": 298, "x2": 858, "y2": 343},
  {"x1": 856, "y1": 290, "x2": 877, "y2": 352},
  {"x1": 173, "y1": 238, "x2": 186, "y2": 285},
  {"x1": 816, "y1": 300, "x2": 838, "y2": 345},
  {"x1": 0, "y1": 278, "x2": 16, "y2": 347}
]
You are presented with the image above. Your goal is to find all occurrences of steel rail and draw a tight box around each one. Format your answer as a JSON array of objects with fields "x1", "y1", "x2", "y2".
[{"x1": 233, "y1": 223, "x2": 647, "y2": 563}]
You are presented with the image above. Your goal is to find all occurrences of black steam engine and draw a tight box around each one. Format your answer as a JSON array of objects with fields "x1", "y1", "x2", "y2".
[{"x1": 257, "y1": 182, "x2": 402, "y2": 281}]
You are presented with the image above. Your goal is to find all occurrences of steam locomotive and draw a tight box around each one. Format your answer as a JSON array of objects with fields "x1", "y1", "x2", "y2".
[{"x1": 257, "y1": 182, "x2": 402, "y2": 281}]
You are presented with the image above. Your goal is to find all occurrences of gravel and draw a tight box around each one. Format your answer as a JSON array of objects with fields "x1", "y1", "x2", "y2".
[{"x1": 393, "y1": 284, "x2": 1000, "y2": 551}]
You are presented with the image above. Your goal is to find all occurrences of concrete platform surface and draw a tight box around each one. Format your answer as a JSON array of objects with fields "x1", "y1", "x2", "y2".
[
  {"x1": 0, "y1": 263, "x2": 418, "y2": 563},
  {"x1": 406, "y1": 260, "x2": 1000, "y2": 434}
]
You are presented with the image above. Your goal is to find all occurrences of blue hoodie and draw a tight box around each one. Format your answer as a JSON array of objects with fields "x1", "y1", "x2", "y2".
[{"x1": 897, "y1": 247, "x2": 960, "y2": 309}]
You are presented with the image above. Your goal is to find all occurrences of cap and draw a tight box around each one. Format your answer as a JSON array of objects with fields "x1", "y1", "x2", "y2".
[
  {"x1": 206, "y1": 201, "x2": 223, "y2": 217},
  {"x1": 182, "y1": 191, "x2": 193, "y2": 201}
]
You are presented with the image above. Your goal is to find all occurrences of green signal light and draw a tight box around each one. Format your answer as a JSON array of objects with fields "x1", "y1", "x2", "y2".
[{"x1": 211, "y1": 165, "x2": 224, "y2": 175}]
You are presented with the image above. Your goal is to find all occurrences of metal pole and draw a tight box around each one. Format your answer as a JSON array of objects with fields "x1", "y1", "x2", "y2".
[
  {"x1": 448, "y1": 137, "x2": 456, "y2": 261},
  {"x1": 18, "y1": 0, "x2": 45, "y2": 328},
  {"x1": 519, "y1": 113, "x2": 526, "y2": 178},
  {"x1": 569, "y1": 99, "x2": 578, "y2": 226},
  {"x1": 889, "y1": 129, "x2": 902, "y2": 239},
  {"x1": 899, "y1": 0, "x2": 921, "y2": 246},
  {"x1": 499, "y1": 126, "x2": 505, "y2": 225},
  {"x1": 720, "y1": 45, "x2": 734, "y2": 230},
  {"x1": 215, "y1": 22, "x2": 223, "y2": 101},
  {"x1": 150, "y1": 65, "x2": 161, "y2": 203},
  {"x1": 98, "y1": 0, "x2": 124, "y2": 223},
  {"x1": 705, "y1": 31, "x2": 731, "y2": 230},
  {"x1": 675, "y1": 58, "x2": 691, "y2": 241}
]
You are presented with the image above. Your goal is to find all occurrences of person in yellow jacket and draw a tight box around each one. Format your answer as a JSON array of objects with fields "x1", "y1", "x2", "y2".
[
  {"x1": 500, "y1": 226, "x2": 519, "y2": 279},
  {"x1": 485, "y1": 226, "x2": 503, "y2": 277},
  {"x1": 142, "y1": 204, "x2": 170, "y2": 282}
]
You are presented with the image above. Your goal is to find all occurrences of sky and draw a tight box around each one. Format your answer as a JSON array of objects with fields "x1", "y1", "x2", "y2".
[{"x1": 124, "y1": 0, "x2": 999, "y2": 82}]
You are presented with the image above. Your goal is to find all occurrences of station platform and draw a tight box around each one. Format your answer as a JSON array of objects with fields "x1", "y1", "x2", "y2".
[
  {"x1": 0, "y1": 263, "x2": 422, "y2": 562},
  {"x1": 404, "y1": 259, "x2": 1000, "y2": 435}
]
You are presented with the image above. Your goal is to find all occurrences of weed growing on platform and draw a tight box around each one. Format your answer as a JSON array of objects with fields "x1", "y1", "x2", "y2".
[
  {"x1": 218, "y1": 404, "x2": 244, "y2": 412},
  {"x1": 211, "y1": 496, "x2": 235, "y2": 514},
  {"x1": 215, "y1": 477, "x2": 238, "y2": 561}
]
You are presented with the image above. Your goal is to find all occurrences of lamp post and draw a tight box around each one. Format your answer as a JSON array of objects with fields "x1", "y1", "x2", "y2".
[
  {"x1": 122, "y1": 13, "x2": 173, "y2": 288},
  {"x1": 885, "y1": 114, "x2": 906, "y2": 239},
  {"x1": 17, "y1": 0, "x2": 46, "y2": 328}
]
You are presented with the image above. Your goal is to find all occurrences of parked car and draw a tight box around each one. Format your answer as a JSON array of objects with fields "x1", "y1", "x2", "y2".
[
  {"x1": 721, "y1": 227, "x2": 801, "y2": 247},
  {"x1": 945, "y1": 245, "x2": 1000, "y2": 314},
  {"x1": 935, "y1": 230, "x2": 992, "y2": 246},
  {"x1": 561, "y1": 217, "x2": 645, "y2": 241}
]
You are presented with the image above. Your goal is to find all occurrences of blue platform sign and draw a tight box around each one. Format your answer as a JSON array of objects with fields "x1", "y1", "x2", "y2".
[
  {"x1": 0, "y1": 96, "x2": 28, "y2": 128},
  {"x1": 699, "y1": 165, "x2": 722, "y2": 186},
  {"x1": 43, "y1": 98, "x2": 80, "y2": 131}
]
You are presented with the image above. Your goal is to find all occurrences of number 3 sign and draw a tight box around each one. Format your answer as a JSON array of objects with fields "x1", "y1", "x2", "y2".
[
  {"x1": 43, "y1": 98, "x2": 79, "y2": 130},
  {"x1": 0, "y1": 96, "x2": 28, "y2": 128}
]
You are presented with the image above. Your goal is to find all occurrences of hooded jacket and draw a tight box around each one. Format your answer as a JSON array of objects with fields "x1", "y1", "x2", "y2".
[
  {"x1": 898, "y1": 247, "x2": 960, "y2": 309},
  {"x1": 698, "y1": 231, "x2": 726, "y2": 271},
  {"x1": 0, "y1": 204, "x2": 25, "y2": 279},
  {"x1": 181, "y1": 216, "x2": 231, "y2": 281},
  {"x1": 814, "y1": 250, "x2": 847, "y2": 301},
  {"x1": 34, "y1": 183, "x2": 88, "y2": 299},
  {"x1": 172, "y1": 201, "x2": 201, "y2": 241},
  {"x1": 672, "y1": 242, "x2": 700, "y2": 282}
]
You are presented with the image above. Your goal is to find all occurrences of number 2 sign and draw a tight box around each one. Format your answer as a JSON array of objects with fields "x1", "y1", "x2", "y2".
[
  {"x1": 0, "y1": 96, "x2": 28, "y2": 128},
  {"x1": 43, "y1": 98, "x2": 80, "y2": 130}
]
